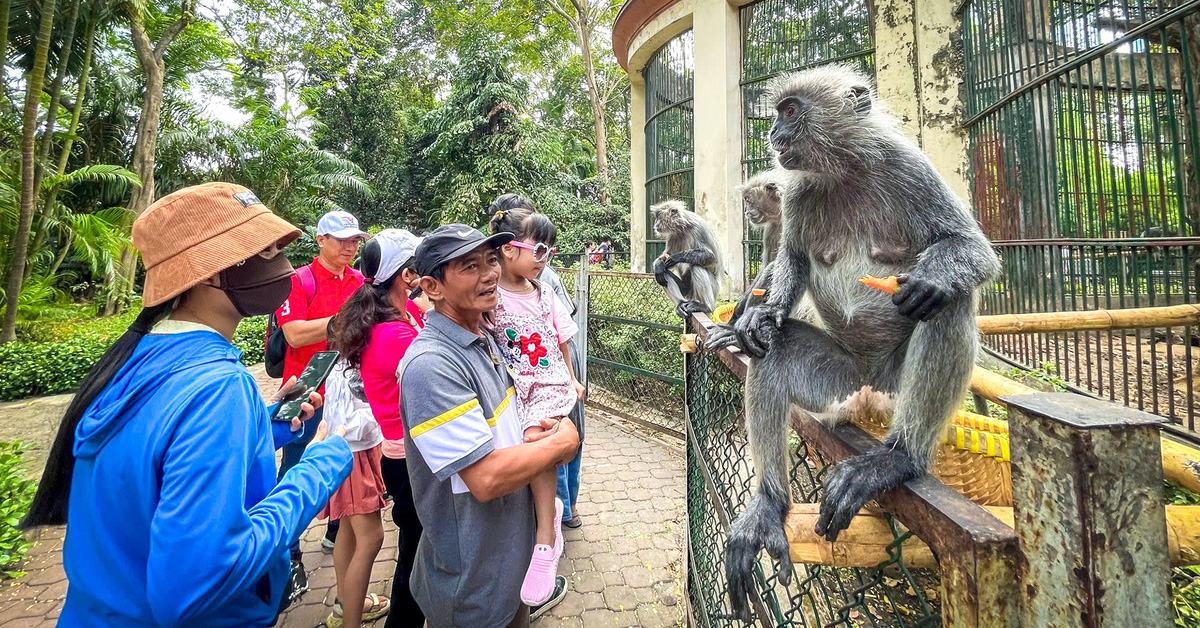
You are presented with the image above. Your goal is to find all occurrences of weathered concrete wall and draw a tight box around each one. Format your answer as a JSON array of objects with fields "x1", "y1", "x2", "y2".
[
  {"x1": 626, "y1": 0, "x2": 745, "y2": 295},
  {"x1": 875, "y1": 0, "x2": 972, "y2": 203},
  {"x1": 624, "y1": 0, "x2": 972, "y2": 282},
  {"x1": 691, "y1": 0, "x2": 744, "y2": 297},
  {"x1": 630, "y1": 73, "x2": 648, "y2": 274}
]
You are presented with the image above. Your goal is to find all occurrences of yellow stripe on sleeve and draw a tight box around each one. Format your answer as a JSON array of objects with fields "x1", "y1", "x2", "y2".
[
  {"x1": 409, "y1": 398, "x2": 481, "y2": 438},
  {"x1": 487, "y1": 388, "x2": 517, "y2": 427}
]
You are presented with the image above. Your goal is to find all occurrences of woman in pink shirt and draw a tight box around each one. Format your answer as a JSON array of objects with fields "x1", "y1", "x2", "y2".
[{"x1": 329, "y1": 229, "x2": 426, "y2": 628}]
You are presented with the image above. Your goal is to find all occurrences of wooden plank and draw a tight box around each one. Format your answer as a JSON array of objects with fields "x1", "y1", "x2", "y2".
[{"x1": 977, "y1": 303, "x2": 1200, "y2": 335}]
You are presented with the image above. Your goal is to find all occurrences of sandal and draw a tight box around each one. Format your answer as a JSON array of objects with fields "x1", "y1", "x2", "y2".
[
  {"x1": 326, "y1": 594, "x2": 391, "y2": 627},
  {"x1": 563, "y1": 514, "x2": 582, "y2": 529}
]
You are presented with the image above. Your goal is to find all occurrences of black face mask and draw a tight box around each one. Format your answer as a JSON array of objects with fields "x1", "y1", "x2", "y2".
[{"x1": 218, "y1": 253, "x2": 296, "y2": 317}]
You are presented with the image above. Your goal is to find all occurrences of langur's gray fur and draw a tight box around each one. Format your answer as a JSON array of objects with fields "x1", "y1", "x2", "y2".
[
  {"x1": 705, "y1": 170, "x2": 787, "y2": 350},
  {"x1": 739, "y1": 169, "x2": 786, "y2": 266},
  {"x1": 651, "y1": 200, "x2": 723, "y2": 318},
  {"x1": 724, "y1": 64, "x2": 1000, "y2": 621}
]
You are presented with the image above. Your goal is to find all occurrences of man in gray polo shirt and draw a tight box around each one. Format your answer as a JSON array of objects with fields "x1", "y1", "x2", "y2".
[{"x1": 400, "y1": 224, "x2": 579, "y2": 627}]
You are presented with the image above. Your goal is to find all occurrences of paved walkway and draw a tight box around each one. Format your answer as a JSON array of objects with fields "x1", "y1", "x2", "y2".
[{"x1": 0, "y1": 366, "x2": 686, "y2": 627}]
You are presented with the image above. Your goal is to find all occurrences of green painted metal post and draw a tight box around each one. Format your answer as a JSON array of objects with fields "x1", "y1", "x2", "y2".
[{"x1": 1004, "y1": 392, "x2": 1172, "y2": 627}]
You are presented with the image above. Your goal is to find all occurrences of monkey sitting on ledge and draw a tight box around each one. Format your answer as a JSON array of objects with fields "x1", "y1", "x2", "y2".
[
  {"x1": 706, "y1": 169, "x2": 788, "y2": 350},
  {"x1": 722, "y1": 65, "x2": 1000, "y2": 621},
  {"x1": 651, "y1": 200, "x2": 723, "y2": 319}
]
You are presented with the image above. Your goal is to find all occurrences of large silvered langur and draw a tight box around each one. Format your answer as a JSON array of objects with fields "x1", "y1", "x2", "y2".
[
  {"x1": 723, "y1": 65, "x2": 1000, "y2": 620},
  {"x1": 706, "y1": 170, "x2": 787, "y2": 350},
  {"x1": 651, "y1": 200, "x2": 723, "y2": 319}
]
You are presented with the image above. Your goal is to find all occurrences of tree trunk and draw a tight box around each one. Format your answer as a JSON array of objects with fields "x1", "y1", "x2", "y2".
[
  {"x1": 47, "y1": 232, "x2": 73, "y2": 277},
  {"x1": 38, "y1": 0, "x2": 82, "y2": 166},
  {"x1": 576, "y1": 17, "x2": 610, "y2": 205},
  {"x1": 57, "y1": 19, "x2": 94, "y2": 173},
  {"x1": 105, "y1": 65, "x2": 162, "y2": 314},
  {"x1": 105, "y1": 10, "x2": 188, "y2": 314},
  {"x1": 0, "y1": 0, "x2": 12, "y2": 84},
  {"x1": 1, "y1": 0, "x2": 59, "y2": 343}
]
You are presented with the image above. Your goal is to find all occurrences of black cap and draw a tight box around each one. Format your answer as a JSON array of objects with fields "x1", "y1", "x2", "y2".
[{"x1": 414, "y1": 223, "x2": 514, "y2": 277}]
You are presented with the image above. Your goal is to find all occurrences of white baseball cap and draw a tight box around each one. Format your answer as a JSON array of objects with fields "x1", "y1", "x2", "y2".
[
  {"x1": 372, "y1": 229, "x2": 424, "y2": 285},
  {"x1": 316, "y1": 210, "x2": 370, "y2": 239}
]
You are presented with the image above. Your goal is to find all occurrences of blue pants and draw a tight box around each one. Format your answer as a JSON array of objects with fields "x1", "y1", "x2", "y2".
[
  {"x1": 556, "y1": 444, "x2": 582, "y2": 521},
  {"x1": 278, "y1": 408, "x2": 336, "y2": 552}
]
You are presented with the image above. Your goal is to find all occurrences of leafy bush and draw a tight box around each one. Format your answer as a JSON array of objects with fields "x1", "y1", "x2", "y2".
[
  {"x1": 0, "y1": 315, "x2": 270, "y2": 402},
  {"x1": 0, "y1": 441, "x2": 35, "y2": 579}
]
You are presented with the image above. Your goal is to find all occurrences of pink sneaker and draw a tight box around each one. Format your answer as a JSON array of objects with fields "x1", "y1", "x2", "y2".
[
  {"x1": 521, "y1": 544, "x2": 559, "y2": 605},
  {"x1": 553, "y1": 498, "x2": 564, "y2": 557}
]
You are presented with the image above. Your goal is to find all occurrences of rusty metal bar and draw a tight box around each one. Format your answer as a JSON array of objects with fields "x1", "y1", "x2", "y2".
[{"x1": 1004, "y1": 393, "x2": 1172, "y2": 626}]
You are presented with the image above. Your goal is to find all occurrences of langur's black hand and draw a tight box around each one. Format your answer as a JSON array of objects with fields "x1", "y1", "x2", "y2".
[
  {"x1": 892, "y1": 274, "x2": 952, "y2": 321},
  {"x1": 734, "y1": 305, "x2": 783, "y2": 358},
  {"x1": 704, "y1": 324, "x2": 739, "y2": 352},
  {"x1": 653, "y1": 257, "x2": 670, "y2": 287}
]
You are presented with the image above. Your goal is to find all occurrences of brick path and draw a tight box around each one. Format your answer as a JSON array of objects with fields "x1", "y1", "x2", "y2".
[{"x1": 0, "y1": 367, "x2": 685, "y2": 627}]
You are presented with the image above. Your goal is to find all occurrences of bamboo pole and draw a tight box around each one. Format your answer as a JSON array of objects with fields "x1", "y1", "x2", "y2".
[
  {"x1": 787, "y1": 504, "x2": 1200, "y2": 567},
  {"x1": 976, "y1": 303, "x2": 1200, "y2": 335}
]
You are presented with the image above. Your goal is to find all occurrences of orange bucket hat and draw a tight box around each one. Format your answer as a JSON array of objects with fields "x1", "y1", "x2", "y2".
[{"x1": 133, "y1": 182, "x2": 302, "y2": 307}]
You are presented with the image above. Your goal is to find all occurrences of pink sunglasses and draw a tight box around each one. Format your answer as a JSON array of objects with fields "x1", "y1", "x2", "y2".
[{"x1": 509, "y1": 240, "x2": 558, "y2": 262}]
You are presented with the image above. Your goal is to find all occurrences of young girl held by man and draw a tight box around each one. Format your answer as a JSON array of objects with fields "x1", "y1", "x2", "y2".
[{"x1": 486, "y1": 201, "x2": 586, "y2": 606}]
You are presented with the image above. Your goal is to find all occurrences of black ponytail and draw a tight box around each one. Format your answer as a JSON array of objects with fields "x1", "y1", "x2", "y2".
[{"x1": 21, "y1": 301, "x2": 175, "y2": 529}]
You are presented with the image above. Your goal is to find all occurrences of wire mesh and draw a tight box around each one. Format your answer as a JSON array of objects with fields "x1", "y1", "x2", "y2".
[
  {"x1": 687, "y1": 349, "x2": 941, "y2": 627},
  {"x1": 739, "y1": 0, "x2": 875, "y2": 288},
  {"x1": 961, "y1": 0, "x2": 1200, "y2": 432},
  {"x1": 584, "y1": 270, "x2": 685, "y2": 439},
  {"x1": 645, "y1": 29, "x2": 696, "y2": 264}
]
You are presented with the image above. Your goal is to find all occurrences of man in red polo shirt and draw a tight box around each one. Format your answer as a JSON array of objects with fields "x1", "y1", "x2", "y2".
[{"x1": 276, "y1": 210, "x2": 368, "y2": 591}]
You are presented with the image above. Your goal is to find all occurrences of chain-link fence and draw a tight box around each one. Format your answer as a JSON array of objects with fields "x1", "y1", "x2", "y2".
[
  {"x1": 554, "y1": 265, "x2": 685, "y2": 439},
  {"x1": 687, "y1": 349, "x2": 941, "y2": 627}
]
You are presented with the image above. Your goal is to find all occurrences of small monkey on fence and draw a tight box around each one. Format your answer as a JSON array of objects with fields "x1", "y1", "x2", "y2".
[
  {"x1": 723, "y1": 65, "x2": 1000, "y2": 621},
  {"x1": 651, "y1": 200, "x2": 723, "y2": 319}
]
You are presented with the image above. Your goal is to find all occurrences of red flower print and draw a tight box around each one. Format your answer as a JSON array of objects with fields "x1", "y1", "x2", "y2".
[{"x1": 519, "y1": 332, "x2": 548, "y2": 367}]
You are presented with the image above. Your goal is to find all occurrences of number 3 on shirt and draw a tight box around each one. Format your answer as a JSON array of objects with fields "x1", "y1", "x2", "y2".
[{"x1": 278, "y1": 299, "x2": 291, "y2": 317}]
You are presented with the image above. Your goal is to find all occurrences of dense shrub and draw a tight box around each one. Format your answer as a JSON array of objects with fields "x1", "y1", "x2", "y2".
[
  {"x1": 0, "y1": 315, "x2": 270, "y2": 402},
  {"x1": 0, "y1": 441, "x2": 35, "y2": 579}
]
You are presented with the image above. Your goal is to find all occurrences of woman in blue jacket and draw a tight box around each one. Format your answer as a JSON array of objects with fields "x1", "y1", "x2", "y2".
[{"x1": 21, "y1": 182, "x2": 354, "y2": 627}]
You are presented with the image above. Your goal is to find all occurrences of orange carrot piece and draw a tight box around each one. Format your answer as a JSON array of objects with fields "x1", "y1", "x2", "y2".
[
  {"x1": 859, "y1": 275, "x2": 900, "y2": 294},
  {"x1": 750, "y1": 288, "x2": 767, "y2": 297}
]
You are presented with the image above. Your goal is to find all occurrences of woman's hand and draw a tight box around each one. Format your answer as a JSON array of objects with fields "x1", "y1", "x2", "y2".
[
  {"x1": 271, "y1": 376, "x2": 324, "y2": 432},
  {"x1": 572, "y1": 378, "x2": 586, "y2": 402},
  {"x1": 310, "y1": 420, "x2": 348, "y2": 443}
]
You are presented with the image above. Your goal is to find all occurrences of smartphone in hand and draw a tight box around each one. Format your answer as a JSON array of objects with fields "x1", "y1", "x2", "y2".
[{"x1": 271, "y1": 350, "x2": 339, "y2": 423}]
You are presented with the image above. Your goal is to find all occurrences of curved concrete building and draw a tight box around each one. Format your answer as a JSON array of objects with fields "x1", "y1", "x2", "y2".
[{"x1": 613, "y1": 0, "x2": 970, "y2": 292}]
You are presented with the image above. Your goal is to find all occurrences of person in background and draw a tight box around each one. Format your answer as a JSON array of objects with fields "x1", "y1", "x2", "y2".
[
  {"x1": 597, "y1": 236, "x2": 614, "y2": 269},
  {"x1": 20, "y1": 182, "x2": 353, "y2": 627},
  {"x1": 328, "y1": 229, "x2": 426, "y2": 627},
  {"x1": 400, "y1": 225, "x2": 579, "y2": 626},
  {"x1": 276, "y1": 210, "x2": 369, "y2": 580},
  {"x1": 488, "y1": 194, "x2": 586, "y2": 531}
]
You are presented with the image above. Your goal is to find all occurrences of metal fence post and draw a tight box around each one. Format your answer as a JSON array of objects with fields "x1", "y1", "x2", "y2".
[
  {"x1": 1004, "y1": 392, "x2": 1172, "y2": 627},
  {"x1": 575, "y1": 254, "x2": 589, "y2": 386}
]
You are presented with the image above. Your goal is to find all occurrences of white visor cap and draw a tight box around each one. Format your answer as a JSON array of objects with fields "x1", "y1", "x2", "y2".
[{"x1": 373, "y1": 228, "x2": 424, "y2": 285}]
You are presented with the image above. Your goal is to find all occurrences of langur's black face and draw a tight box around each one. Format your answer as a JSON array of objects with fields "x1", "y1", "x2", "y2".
[
  {"x1": 769, "y1": 80, "x2": 872, "y2": 172},
  {"x1": 652, "y1": 205, "x2": 681, "y2": 238}
]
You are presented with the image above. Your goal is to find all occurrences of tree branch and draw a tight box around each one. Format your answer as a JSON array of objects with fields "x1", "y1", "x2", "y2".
[
  {"x1": 153, "y1": 0, "x2": 195, "y2": 59},
  {"x1": 544, "y1": 0, "x2": 578, "y2": 29},
  {"x1": 127, "y1": 14, "x2": 157, "y2": 72}
]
